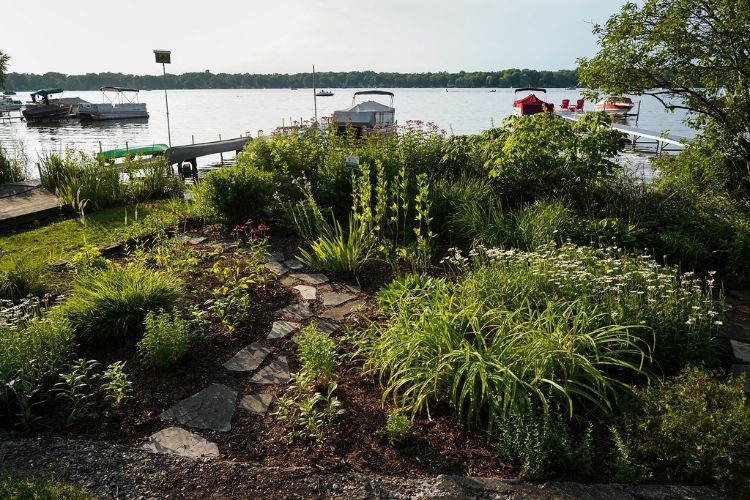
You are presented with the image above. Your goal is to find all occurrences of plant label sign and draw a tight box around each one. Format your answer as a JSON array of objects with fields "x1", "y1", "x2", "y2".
[{"x1": 344, "y1": 154, "x2": 360, "y2": 169}]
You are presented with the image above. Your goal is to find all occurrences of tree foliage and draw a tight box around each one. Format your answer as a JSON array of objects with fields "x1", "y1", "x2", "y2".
[
  {"x1": 0, "y1": 50, "x2": 9, "y2": 88},
  {"x1": 578, "y1": 0, "x2": 750, "y2": 173}
]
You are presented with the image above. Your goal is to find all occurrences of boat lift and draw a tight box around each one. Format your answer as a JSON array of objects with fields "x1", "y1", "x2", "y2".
[{"x1": 557, "y1": 112, "x2": 686, "y2": 155}]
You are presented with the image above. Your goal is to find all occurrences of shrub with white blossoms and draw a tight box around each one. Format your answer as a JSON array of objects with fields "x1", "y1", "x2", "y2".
[{"x1": 443, "y1": 243, "x2": 721, "y2": 373}]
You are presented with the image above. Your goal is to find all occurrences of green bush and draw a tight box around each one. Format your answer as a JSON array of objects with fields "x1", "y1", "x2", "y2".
[
  {"x1": 137, "y1": 309, "x2": 192, "y2": 368},
  {"x1": 384, "y1": 409, "x2": 411, "y2": 444},
  {"x1": 0, "y1": 470, "x2": 88, "y2": 500},
  {"x1": 190, "y1": 155, "x2": 276, "y2": 225},
  {"x1": 496, "y1": 405, "x2": 593, "y2": 481},
  {"x1": 62, "y1": 263, "x2": 182, "y2": 344},
  {"x1": 295, "y1": 323, "x2": 338, "y2": 386},
  {"x1": 0, "y1": 313, "x2": 75, "y2": 425},
  {"x1": 620, "y1": 367, "x2": 750, "y2": 495}
]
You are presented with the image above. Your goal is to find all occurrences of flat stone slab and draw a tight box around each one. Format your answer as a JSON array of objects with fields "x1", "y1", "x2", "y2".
[
  {"x1": 284, "y1": 259, "x2": 304, "y2": 270},
  {"x1": 268, "y1": 320, "x2": 301, "y2": 339},
  {"x1": 315, "y1": 320, "x2": 340, "y2": 334},
  {"x1": 250, "y1": 356, "x2": 290, "y2": 385},
  {"x1": 279, "y1": 275, "x2": 298, "y2": 287},
  {"x1": 730, "y1": 364, "x2": 750, "y2": 394},
  {"x1": 223, "y1": 342, "x2": 270, "y2": 372},
  {"x1": 722, "y1": 320, "x2": 750, "y2": 343},
  {"x1": 187, "y1": 236, "x2": 208, "y2": 245},
  {"x1": 264, "y1": 261, "x2": 289, "y2": 276},
  {"x1": 730, "y1": 340, "x2": 750, "y2": 363},
  {"x1": 321, "y1": 291, "x2": 356, "y2": 307},
  {"x1": 293, "y1": 285, "x2": 317, "y2": 301},
  {"x1": 290, "y1": 273, "x2": 329, "y2": 285},
  {"x1": 239, "y1": 393, "x2": 274, "y2": 414},
  {"x1": 141, "y1": 427, "x2": 219, "y2": 458},
  {"x1": 277, "y1": 303, "x2": 314, "y2": 321},
  {"x1": 160, "y1": 383, "x2": 237, "y2": 433},
  {"x1": 320, "y1": 299, "x2": 367, "y2": 321},
  {"x1": 270, "y1": 251, "x2": 285, "y2": 262}
]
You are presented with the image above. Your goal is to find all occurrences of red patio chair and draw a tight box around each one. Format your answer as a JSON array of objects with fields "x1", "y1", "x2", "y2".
[
  {"x1": 561, "y1": 99, "x2": 570, "y2": 110},
  {"x1": 574, "y1": 99, "x2": 584, "y2": 111}
]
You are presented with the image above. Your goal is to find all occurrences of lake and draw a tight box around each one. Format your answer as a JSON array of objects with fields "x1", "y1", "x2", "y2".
[{"x1": 0, "y1": 88, "x2": 693, "y2": 175}]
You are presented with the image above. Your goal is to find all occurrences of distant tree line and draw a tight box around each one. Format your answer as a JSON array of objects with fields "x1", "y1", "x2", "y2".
[{"x1": 4, "y1": 69, "x2": 578, "y2": 91}]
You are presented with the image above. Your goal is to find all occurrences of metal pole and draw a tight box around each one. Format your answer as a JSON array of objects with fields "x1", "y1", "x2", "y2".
[
  {"x1": 163, "y1": 62, "x2": 172, "y2": 146},
  {"x1": 313, "y1": 65, "x2": 318, "y2": 123}
]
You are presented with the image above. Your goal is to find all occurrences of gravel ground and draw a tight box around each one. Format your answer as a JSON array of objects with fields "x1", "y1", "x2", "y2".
[{"x1": 0, "y1": 438, "x2": 727, "y2": 499}]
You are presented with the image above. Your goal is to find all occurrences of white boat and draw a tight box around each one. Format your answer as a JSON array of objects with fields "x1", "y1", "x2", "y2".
[
  {"x1": 315, "y1": 90, "x2": 334, "y2": 97},
  {"x1": 78, "y1": 87, "x2": 149, "y2": 121},
  {"x1": 0, "y1": 96, "x2": 23, "y2": 112},
  {"x1": 333, "y1": 90, "x2": 395, "y2": 132}
]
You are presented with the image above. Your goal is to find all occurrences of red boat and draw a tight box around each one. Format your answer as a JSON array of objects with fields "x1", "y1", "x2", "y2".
[
  {"x1": 513, "y1": 87, "x2": 554, "y2": 116},
  {"x1": 594, "y1": 96, "x2": 635, "y2": 116}
]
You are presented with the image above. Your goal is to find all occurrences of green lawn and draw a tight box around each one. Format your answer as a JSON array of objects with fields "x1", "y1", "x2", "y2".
[{"x1": 0, "y1": 201, "x2": 175, "y2": 271}]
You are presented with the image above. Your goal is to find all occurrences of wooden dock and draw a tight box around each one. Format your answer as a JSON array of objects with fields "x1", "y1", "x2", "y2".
[
  {"x1": 558, "y1": 112, "x2": 687, "y2": 154},
  {"x1": 0, "y1": 181, "x2": 61, "y2": 231}
]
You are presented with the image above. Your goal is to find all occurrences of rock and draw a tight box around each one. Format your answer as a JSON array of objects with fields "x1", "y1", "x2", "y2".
[
  {"x1": 320, "y1": 299, "x2": 366, "y2": 321},
  {"x1": 279, "y1": 275, "x2": 298, "y2": 288},
  {"x1": 293, "y1": 285, "x2": 317, "y2": 301},
  {"x1": 730, "y1": 340, "x2": 750, "y2": 363},
  {"x1": 250, "y1": 357, "x2": 290, "y2": 385},
  {"x1": 187, "y1": 236, "x2": 207, "y2": 245},
  {"x1": 268, "y1": 320, "x2": 301, "y2": 340},
  {"x1": 141, "y1": 427, "x2": 219, "y2": 458},
  {"x1": 315, "y1": 320, "x2": 340, "y2": 334},
  {"x1": 264, "y1": 261, "x2": 288, "y2": 276},
  {"x1": 723, "y1": 320, "x2": 750, "y2": 343},
  {"x1": 160, "y1": 384, "x2": 237, "y2": 433},
  {"x1": 284, "y1": 259, "x2": 304, "y2": 270},
  {"x1": 270, "y1": 251, "x2": 285, "y2": 262},
  {"x1": 277, "y1": 303, "x2": 313, "y2": 321},
  {"x1": 290, "y1": 273, "x2": 329, "y2": 285},
  {"x1": 223, "y1": 343, "x2": 271, "y2": 372},
  {"x1": 731, "y1": 364, "x2": 750, "y2": 394},
  {"x1": 239, "y1": 393, "x2": 274, "y2": 415},
  {"x1": 321, "y1": 291, "x2": 356, "y2": 307}
]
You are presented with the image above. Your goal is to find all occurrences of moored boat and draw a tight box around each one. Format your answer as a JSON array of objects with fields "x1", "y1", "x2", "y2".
[
  {"x1": 315, "y1": 90, "x2": 334, "y2": 97},
  {"x1": 78, "y1": 87, "x2": 149, "y2": 121},
  {"x1": 22, "y1": 88, "x2": 73, "y2": 121},
  {"x1": 97, "y1": 144, "x2": 168, "y2": 163},
  {"x1": 332, "y1": 90, "x2": 395, "y2": 133},
  {"x1": 512, "y1": 87, "x2": 554, "y2": 116},
  {"x1": 0, "y1": 96, "x2": 23, "y2": 112},
  {"x1": 594, "y1": 96, "x2": 635, "y2": 115}
]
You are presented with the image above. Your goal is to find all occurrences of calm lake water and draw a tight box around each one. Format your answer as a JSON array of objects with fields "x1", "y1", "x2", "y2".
[{"x1": 0, "y1": 88, "x2": 693, "y2": 176}]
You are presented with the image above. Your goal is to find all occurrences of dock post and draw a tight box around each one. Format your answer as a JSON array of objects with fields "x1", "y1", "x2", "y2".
[{"x1": 219, "y1": 134, "x2": 224, "y2": 165}]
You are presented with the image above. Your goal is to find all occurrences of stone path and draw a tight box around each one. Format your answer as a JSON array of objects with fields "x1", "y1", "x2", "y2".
[
  {"x1": 146, "y1": 249, "x2": 368, "y2": 458},
  {"x1": 724, "y1": 290, "x2": 750, "y2": 395}
]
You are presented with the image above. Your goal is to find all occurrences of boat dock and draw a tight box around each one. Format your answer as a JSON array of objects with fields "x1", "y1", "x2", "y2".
[
  {"x1": 0, "y1": 181, "x2": 60, "y2": 231},
  {"x1": 557, "y1": 112, "x2": 686, "y2": 155}
]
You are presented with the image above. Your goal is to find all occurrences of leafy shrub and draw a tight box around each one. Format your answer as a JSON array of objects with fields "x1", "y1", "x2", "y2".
[
  {"x1": 190, "y1": 156, "x2": 276, "y2": 225},
  {"x1": 384, "y1": 409, "x2": 411, "y2": 444},
  {"x1": 137, "y1": 309, "x2": 192, "y2": 368},
  {"x1": 122, "y1": 157, "x2": 183, "y2": 202},
  {"x1": 357, "y1": 271, "x2": 649, "y2": 433},
  {"x1": 481, "y1": 112, "x2": 627, "y2": 204},
  {"x1": 620, "y1": 367, "x2": 750, "y2": 495},
  {"x1": 101, "y1": 361, "x2": 132, "y2": 408},
  {"x1": 0, "y1": 470, "x2": 88, "y2": 500},
  {"x1": 62, "y1": 263, "x2": 182, "y2": 344},
  {"x1": 273, "y1": 381, "x2": 345, "y2": 444},
  {"x1": 53, "y1": 358, "x2": 101, "y2": 426},
  {"x1": 295, "y1": 323, "x2": 338, "y2": 386},
  {"x1": 496, "y1": 405, "x2": 593, "y2": 481},
  {"x1": 0, "y1": 313, "x2": 75, "y2": 426},
  {"x1": 0, "y1": 141, "x2": 27, "y2": 183},
  {"x1": 68, "y1": 245, "x2": 109, "y2": 275},
  {"x1": 430, "y1": 175, "x2": 494, "y2": 240}
]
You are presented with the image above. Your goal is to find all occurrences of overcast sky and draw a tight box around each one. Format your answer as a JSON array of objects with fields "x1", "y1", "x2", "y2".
[{"x1": 2, "y1": 0, "x2": 629, "y2": 75}]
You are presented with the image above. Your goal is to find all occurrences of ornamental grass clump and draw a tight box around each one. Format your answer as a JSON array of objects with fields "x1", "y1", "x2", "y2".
[
  {"x1": 357, "y1": 271, "x2": 650, "y2": 433},
  {"x1": 62, "y1": 263, "x2": 182, "y2": 344}
]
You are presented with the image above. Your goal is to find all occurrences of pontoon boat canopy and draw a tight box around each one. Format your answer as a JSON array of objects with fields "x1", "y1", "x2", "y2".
[
  {"x1": 514, "y1": 87, "x2": 547, "y2": 93},
  {"x1": 353, "y1": 90, "x2": 394, "y2": 97},
  {"x1": 100, "y1": 87, "x2": 140, "y2": 93},
  {"x1": 31, "y1": 88, "x2": 64, "y2": 97},
  {"x1": 333, "y1": 100, "x2": 395, "y2": 127}
]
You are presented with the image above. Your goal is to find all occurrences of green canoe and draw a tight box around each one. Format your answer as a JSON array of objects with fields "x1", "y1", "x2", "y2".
[{"x1": 97, "y1": 144, "x2": 168, "y2": 162}]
